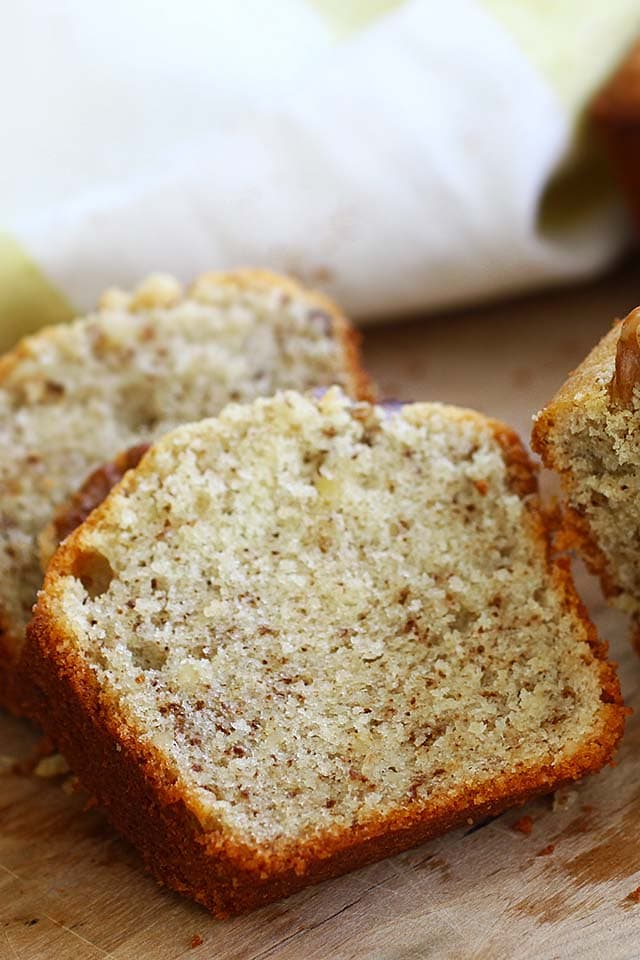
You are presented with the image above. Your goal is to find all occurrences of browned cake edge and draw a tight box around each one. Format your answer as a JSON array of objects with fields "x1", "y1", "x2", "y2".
[
  {"x1": 531, "y1": 320, "x2": 625, "y2": 606},
  {"x1": 0, "y1": 268, "x2": 374, "y2": 715},
  {"x1": 0, "y1": 611, "x2": 26, "y2": 716},
  {"x1": 38, "y1": 444, "x2": 152, "y2": 571},
  {"x1": 22, "y1": 421, "x2": 626, "y2": 918},
  {"x1": 591, "y1": 40, "x2": 640, "y2": 230}
]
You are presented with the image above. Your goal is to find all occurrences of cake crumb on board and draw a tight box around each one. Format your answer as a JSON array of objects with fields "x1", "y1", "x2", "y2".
[
  {"x1": 536, "y1": 844, "x2": 555, "y2": 857},
  {"x1": 512, "y1": 815, "x2": 534, "y2": 835}
]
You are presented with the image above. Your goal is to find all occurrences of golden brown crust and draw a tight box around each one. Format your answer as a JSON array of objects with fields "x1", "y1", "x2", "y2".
[
  {"x1": 490, "y1": 423, "x2": 539, "y2": 499},
  {"x1": 591, "y1": 41, "x2": 640, "y2": 229},
  {"x1": 0, "y1": 617, "x2": 25, "y2": 716},
  {"x1": 334, "y1": 320, "x2": 374, "y2": 403},
  {"x1": 609, "y1": 307, "x2": 640, "y2": 408},
  {"x1": 592, "y1": 41, "x2": 640, "y2": 127},
  {"x1": 21, "y1": 412, "x2": 625, "y2": 917},
  {"x1": 630, "y1": 616, "x2": 640, "y2": 657}
]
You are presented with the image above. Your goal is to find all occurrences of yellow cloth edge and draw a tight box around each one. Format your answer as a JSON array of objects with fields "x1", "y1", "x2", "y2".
[
  {"x1": 483, "y1": 0, "x2": 640, "y2": 116},
  {"x1": 308, "y1": 0, "x2": 406, "y2": 37},
  {"x1": 0, "y1": 234, "x2": 74, "y2": 351}
]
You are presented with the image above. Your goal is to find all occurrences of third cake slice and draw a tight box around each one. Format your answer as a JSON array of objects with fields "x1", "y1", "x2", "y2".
[{"x1": 533, "y1": 307, "x2": 640, "y2": 636}]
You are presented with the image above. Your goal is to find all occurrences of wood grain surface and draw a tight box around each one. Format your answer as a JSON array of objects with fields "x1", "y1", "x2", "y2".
[{"x1": 2, "y1": 260, "x2": 640, "y2": 960}]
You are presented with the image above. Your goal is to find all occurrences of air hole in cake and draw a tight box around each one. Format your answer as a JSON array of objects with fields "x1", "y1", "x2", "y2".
[
  {"x1": 71, "y1": 550, "x2": 114, "y2": 599},
  {"x1": 131, "y1": 642, "x2": 168, "y2": 672},
  {"x1": 450, "y1": 608, "x2": 475, "y2": 631}
]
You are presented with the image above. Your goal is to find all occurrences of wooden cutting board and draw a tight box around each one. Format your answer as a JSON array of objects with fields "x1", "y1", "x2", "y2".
[{"x1": 2, "y1": 261, "x2": 640, "y2": 960}]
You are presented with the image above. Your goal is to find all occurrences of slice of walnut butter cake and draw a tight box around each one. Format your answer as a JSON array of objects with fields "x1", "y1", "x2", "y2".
[{"x1": 24, "y1": 389, "x2": 624, "y2": 917}]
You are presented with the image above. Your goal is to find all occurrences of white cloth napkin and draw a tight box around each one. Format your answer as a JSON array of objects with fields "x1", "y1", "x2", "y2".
[{"x1": 1, "y1": 0, "x2": 637, "y2": 337}]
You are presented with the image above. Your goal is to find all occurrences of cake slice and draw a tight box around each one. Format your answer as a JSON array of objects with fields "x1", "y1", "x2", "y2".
[
  {"x1": 0, "y1": 270, "x2": 371, "y2": 713},
  {"x1": 25, "y1": 389, "x2": 624, "y2": 917},
  {"x1": 532, "y1": 307, "x2": 640, "y2": 632}
]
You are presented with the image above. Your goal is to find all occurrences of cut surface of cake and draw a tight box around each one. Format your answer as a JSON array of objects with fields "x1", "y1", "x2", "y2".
[
  {"x1": 0, "y1": 270, "x2": 370, "y2": 712},
  {"x1": 25, "y1": 389, "x2": 624, "y2": 916},
  {"x1": 533, "y1": 307, "x2": 640, "y2": 627}
]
